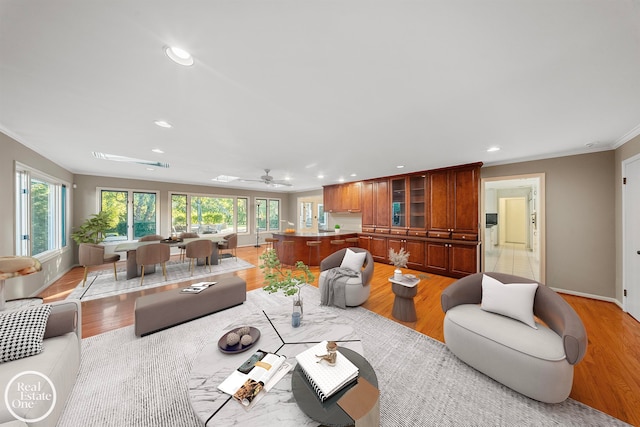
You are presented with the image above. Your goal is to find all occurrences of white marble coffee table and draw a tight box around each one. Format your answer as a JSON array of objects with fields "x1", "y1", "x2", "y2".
[{"x1": 188, "y1": 305, "x2": 363, "y2": 426}]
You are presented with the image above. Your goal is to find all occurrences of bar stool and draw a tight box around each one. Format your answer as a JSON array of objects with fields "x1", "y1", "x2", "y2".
[
  {"x1": 330, "y1": 239, "x2": 345, "y2": 250},
  {"x1": 345, "y1": 237, "x2": 359, "y2": 247},
  {"x1": 265, "y1": 237, "x2": 279, "y2": 252},
  {"x1": 306, "y1": 240, "x2": 322, "y2": 266}
]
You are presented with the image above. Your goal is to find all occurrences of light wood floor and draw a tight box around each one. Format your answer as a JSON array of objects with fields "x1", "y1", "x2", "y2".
[{"x1": 39, "y1": 245, "x2": 640, "y2": 426}]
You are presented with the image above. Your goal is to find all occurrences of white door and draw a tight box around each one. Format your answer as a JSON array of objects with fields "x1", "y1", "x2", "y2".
[
  {"x1": 504, "y1": 198, "x2": 527, "y2": 244},
  {"x1": 624, "y1": 156, "x2": 640, "y2": 322},
  {"x1": 297, "y1": 196, "x2": 322, "y2": 233}
]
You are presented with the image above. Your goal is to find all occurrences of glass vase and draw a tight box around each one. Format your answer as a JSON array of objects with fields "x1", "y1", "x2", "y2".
[{"x1": 293, "y1": 294, "x2": 303, "y2": 320}]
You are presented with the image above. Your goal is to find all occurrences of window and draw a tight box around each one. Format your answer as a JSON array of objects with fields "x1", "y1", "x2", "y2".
[
  {"x1": 256, "y1": 198, "x2": 281, "y2": 231},
  {"x1": 237, "y1": 197, "x2": 248, "y2": 233},
  {"x1": 169, "y1": 193, "x2": 249, "y2": 235},
  {"x1": 100, "y1": 189, "x2": 159, "y2": 241},
  {"x1": 15, "y1": 164, "x2": 69, "y2": 258}
]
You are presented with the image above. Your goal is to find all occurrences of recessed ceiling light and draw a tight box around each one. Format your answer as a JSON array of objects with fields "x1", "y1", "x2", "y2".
[
  {"x1": 350, "y1": 173, "x2": 357, "y2": 177},
  {"x1": 338, "y1": 178, "x2": 345, "y2": 183},
  {"x1": 317, "y1": 174, "x2": 324, "y2": 179},
  {"x1": 164, "y1": 46, "x2": 194, "y2": 66},
  {"x1": 396, "y1": 165, "x2": 405, "y2": 169},
  {"x1": 151, "y1": 148, "x2": 164, "y2": 154},
  {"x1": 487, "y1": 146, "x2": 501, "y2": 152},
  {"x1": 154, "y1": 120, "x2": 172, "y2": 128}
]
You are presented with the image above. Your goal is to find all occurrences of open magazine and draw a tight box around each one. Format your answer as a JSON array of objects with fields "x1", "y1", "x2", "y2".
[
  {"x1": 218, "y1": 351, "x2": 291, "y2": 408},
  {"x1": 180, "y1": 282, "x2": 216, "y2": 293}
]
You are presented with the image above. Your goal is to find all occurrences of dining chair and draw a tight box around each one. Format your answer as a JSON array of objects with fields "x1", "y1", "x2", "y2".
[
  {"x1": 138, "y1": 234, "x2": 164, "y2": 242},
  {"x1": 185, "y1": 240, "x2": 213, "y2": 276},
  {"x1": 178, "y1": 232, "x2": 200, "y2": 261},
  {"x1": 218, "y1": 233, "x2": 238, "y2": 261},
  {"x1": 136, "y1": 243, "x2": 170, "y2": 286},
  {"x1": 79, "y1": 243, "x2": 121, "y2": 286}
]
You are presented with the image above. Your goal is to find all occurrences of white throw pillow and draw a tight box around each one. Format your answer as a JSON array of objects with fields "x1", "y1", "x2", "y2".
[
  {"x1": 340, "y1": 249, "x2": 367, "y2": 272},
  {"x1": 480, "y1": 274, "x2": 538, "y2": 329}
]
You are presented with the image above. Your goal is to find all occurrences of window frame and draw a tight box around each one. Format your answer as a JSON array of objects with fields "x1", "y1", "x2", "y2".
[
  {"x1": 15, "y1": 162, "x2": 70, "y2": 260},
  {"x1": 98, "y1": 187, "x2": 160, "y2": 241},
  {"x1": 169, "y1": 192, "x2": 252, "y2": 235},
  {"x1": 255, "y1": 197, "x2": 282, "y2": 232}
]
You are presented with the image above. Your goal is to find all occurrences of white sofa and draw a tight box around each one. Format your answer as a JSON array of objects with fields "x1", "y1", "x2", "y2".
[
  {"x1": 0, "y1": 300, "x2": 81, "y2": 426},
  {"x1": 441, "y1": 273, "x2": 587, "y2": 403}
]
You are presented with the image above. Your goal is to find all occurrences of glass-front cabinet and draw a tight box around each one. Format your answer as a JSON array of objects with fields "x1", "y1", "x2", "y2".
[
  {"x1": 391, "y1": 178, "x2": 406, "y2": 228},
  {"x1": 409, "y1": 175, "x2": 426, "y2": 230}
]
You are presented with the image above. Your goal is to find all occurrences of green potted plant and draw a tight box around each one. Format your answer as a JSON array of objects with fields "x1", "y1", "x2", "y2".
[
  {"x1": 259, "y1": 249, "x2": 315, "y2": 317},
  {"x1": 71, "y1": 210, "x2": 116, "y2": 244},
  {"x1": 334, "y1": 224, "x2": 341, "y2": 233}
]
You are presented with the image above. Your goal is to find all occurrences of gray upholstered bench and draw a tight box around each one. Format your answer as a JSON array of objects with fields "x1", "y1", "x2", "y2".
[{"x1": 134, "y1": 276, "x2": 246, "y2": 336}]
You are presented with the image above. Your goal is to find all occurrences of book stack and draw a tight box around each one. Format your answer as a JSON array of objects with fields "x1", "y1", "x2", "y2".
[{"x1": 295, "y1": 341, "x2": 359, "y2": 402}]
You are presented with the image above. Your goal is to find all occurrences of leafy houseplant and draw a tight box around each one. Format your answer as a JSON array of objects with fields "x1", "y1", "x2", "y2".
[
  {"x1": 334, "y1": 224, "x2": 341, "y2": 233},
  {"x1": 259, "y1": 249, "x2": 315, "y2": 317},
  {"x1": 71, "y1": 210, "x2": 116, "y2": 244}
]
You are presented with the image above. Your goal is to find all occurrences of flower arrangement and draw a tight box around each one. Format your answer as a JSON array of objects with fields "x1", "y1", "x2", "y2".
[{"x1": 389, "y1": 248, "x2": 410, "y2": 268}]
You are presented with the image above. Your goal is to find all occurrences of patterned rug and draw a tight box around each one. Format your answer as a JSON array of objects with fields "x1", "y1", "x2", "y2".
[
  {"x1": 56, "y1": 286, "x2": 629, "y2": 427},
  {"x1": 66, "y1": 257, "x2": 254, "y2": 302}
]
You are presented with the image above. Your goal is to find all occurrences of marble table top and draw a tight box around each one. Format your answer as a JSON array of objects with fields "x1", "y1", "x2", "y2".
[{"x1": 188, "y1": 305, "x2": 363, "y2": 426}]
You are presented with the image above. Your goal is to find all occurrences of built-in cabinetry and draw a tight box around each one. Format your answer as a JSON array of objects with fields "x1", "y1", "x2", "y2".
[
  {"x1": 427, "y1": 164, "x2": 479, "y2": 241},
  {"x1": 361, "y1": 179, "x2": 390, "y2": 230},
  {"x1": 325, "y1": 162, "x2": 481, "y2": 279},
  {"x1": 323, "y1": 182, "x2": 362, "y2": 213}
]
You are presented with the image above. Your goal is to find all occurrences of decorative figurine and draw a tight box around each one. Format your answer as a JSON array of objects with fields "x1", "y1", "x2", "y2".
[{"x1": 316, "y1": 341, "x2": 338, "y2": 366}]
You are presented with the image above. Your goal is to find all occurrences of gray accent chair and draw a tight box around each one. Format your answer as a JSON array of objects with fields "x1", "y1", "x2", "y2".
[
  {"x1": 78, "y1": 243, "x2": 120, "y2": 286},
  {"x1": 318, "y1": 248, "x2": 374, "y2": 307},
  {"x1": 136, "y1": 243, "x2": 170, "y2": 286},
  {"x1": 441, "y1": 272, "x2": 588, "y2": 403}
]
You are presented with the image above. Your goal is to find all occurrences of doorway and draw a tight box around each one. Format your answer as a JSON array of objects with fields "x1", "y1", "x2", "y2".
[
  {"x1": 623, "y1": 154, "x2": 640, "y2": 322},
  {"x1": 482, "y1": 174, "x2": 545, "y2": 282},
  {"x1": 297, "y1": 196, "x2": 324, "y2": 233}
]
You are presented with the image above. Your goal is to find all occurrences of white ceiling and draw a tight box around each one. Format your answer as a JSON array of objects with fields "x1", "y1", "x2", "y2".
[{"x1": 2, "y1": 1, "x2": 640, "y2": 192}]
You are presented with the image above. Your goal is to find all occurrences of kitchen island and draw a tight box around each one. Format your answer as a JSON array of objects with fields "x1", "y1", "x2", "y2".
[{"x1": 270, "y1": 231, "x2": 358, "y2": 266}]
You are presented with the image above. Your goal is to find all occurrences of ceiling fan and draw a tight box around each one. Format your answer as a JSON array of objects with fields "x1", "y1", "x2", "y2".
[{"x1": 241, "y1": 169, "x2": 292, "y2": 187}]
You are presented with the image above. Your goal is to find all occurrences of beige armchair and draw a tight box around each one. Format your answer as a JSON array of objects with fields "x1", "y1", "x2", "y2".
[
  {"x1": 178, "y1": 232, "x2": 200, "y2": 261},
  {"x1": 138, "y1": 234, "x2": 164, "y2": 242},
  {"x1": 79, "y1": 243, "x2": 120, "y2": 286},
  {"x1": 218, "y1": 233, "x2": 237, "y2": 261},
  {"x1": 136, "y1": 243, "x2": 170, "y2": 286},
  {"x1": 185, "y1": 239, "x2": 213, "y2": 276}
]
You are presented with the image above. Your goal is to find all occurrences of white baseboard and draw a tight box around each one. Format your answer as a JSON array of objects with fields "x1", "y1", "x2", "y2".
[{"x1": 550, "y1": 287, "x2": 624, "y2": 310}]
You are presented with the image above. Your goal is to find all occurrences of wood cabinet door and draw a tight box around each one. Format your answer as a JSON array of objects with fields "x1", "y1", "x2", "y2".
[
  {"x1": 375, "y1": 179, "x2": 390, "y2": 227},
  {"x1": 361, "y1": 181, "x2": 374, "y2": 226},
  {"x1": 323, "y1": 185, "x2": 338, "y2": 213},
  {"x1": 427, "y1": 170, "x2": 450, "y2": 232},
  {"x1": 425, "y1": 241, "x2": 448, "y2": 274},
  {"x1": 345, "y1": 182, "x2": 362, "y2": 212},
  {"x1": 405, "y1": 239, "x2": 426, "y2": 269},
  {"x1": 387, "y1": 237, "x2": 403, "y2": 255},
  {"x1": 369, "y1": 235, "x2": 388, "y2": 263},
  {"x1": 357, "y1": 235, "x2": 371, "y2": 251},
  {"x1": 449, "y1": 244, "x2": 478, "y2": 277},
  {"x1": 408, "y1": 174, "x2": 427, "y2": 230},
  {"x1": 450, "y1": 166, "x2": 479, "y2": 234}
]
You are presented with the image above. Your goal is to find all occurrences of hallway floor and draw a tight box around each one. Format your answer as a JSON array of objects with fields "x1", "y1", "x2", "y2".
[{"x1": 485, "y1": 242, "x2": 540, "y2": 281}]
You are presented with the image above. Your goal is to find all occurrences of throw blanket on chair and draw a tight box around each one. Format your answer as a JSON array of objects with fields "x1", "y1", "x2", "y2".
[{"x1": 320, "y1": 267, "x2": 360, "y2": 309}]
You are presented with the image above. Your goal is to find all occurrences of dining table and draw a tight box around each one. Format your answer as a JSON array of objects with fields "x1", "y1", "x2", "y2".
[{"x1": 114, "y1": 235, "x2": 225, "y2": 280}]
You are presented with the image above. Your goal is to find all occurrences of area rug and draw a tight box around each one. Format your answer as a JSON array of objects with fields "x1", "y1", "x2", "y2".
[
  {"x1": 66, "y1": 257, "x2": 254, "y2": 302},
  {"x1": 56, "y1": 286, "x2": 629, "y2": 427}
]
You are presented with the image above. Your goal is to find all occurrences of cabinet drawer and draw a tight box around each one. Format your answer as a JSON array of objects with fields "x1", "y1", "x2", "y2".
[
  {"x1": 390, "y1": 229, "x2": 408, "y2": 236},
  {"x1": 361, "y1": 227, "x2": 375, "y2": 233},
  {"x1": 451, "y1": 233, "x2": 478, "y2": 241},
  {"x1": 428, "y1": 231, "x2": 451, "y2": 239},
  {"x1": 408, "y1": 230, "x2": 427, "y2": 237},
  {"x1": 375, "y1": 228, "x2": 390, "y2": 234}
]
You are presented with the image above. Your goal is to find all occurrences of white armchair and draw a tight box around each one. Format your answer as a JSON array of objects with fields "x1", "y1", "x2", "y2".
[{"x1": 318, "y1": 248, "x2": 374, "y2": 307}]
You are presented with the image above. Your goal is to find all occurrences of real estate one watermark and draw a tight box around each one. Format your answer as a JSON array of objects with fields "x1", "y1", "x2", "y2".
[{"x1": 4, "y1": 371, "x2": 57, "y2": 423}]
